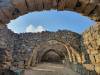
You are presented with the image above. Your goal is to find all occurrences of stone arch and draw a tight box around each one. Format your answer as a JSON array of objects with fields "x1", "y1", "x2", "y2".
[
  {"x1": 47, "y1": 39, "x2": 83, "y2": 63},
  {"x1": 0, "y1": 0, "x2": 99, "y2": 25},
  {"x1": 27, "y1": 42, "x2": 69, "y2": 66},
  {"x1": 35, "y1": 44, "x2": 68, "y2": 64},
  {"x1": 28, "y1": 39, "x2": 83, "y2": 67},
  {"x1": 40, "y1": 49, "x2": 65, "y2": 63}
]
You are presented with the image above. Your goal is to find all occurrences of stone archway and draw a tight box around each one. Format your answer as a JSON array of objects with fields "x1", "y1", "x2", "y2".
[
  {"x1": 29, "y1": 39, "x2": 80, "y2": 67},
  {"x1": 0, "y1": 0, "x2": 100, "y2": 74},
  {"x1": 35, "y1": 44, "x2": 68, "y2": 65},
  {"x1": 0, "y1": 0, "x2": 99, "y2": 25},
  {"x1": 41, "y1": 49, "x2": 65, "y2": 64}
]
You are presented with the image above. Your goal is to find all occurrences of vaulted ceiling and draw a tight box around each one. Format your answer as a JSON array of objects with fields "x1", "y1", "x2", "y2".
[{"x1": 0, "y1": 0, "x2": 100, "y2": 25}]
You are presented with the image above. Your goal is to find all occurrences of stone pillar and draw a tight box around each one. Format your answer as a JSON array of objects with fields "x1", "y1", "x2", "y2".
[{"x1": 82, "y1": 22, "x2": 100, "y2": 74}]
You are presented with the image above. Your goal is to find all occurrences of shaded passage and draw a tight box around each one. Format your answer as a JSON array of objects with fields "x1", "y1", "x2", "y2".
[
  {"x1": 41, "y1": 50, "x2": 65, "y2": 64},
  {"x1": 24, "y1": 63, "x2": 80, "y2": 75}
]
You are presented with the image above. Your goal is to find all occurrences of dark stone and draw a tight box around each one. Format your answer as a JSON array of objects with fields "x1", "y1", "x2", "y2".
[{"x1": 75, "y1": 1, "x2": 81, "y2": 7}]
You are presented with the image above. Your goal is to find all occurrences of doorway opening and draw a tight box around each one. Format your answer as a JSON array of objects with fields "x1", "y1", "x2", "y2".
[{"x1": 41, "y1": 49, "x2": 65, "y2": 64}]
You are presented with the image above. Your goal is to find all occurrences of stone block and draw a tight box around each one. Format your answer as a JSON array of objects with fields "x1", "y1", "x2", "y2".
[
  {"x1": 0, "y1": 10, "x2": 9, "y2": 24},
  {"x1": 26, "y1": 0, "x2": 36, "y2": 11},
  {"x1": 31, "y1": 0, "x2": 43, "y2": 10},
  {"x1": 12, "y1": 0, "x2": 28, "y2": 13},
  {"x1": 91, "y1": 50, "x2": 98, "y2": 55},
  {"x1": 75, "y1": 0, "x2": 90, "y2": 13},
  {"x1": 65, "y1": 0, "x2": 77, "y2": 9},
  {"x1": 95, "y1": 54, "x2": 100, "y2": 63},
  {"x1": 1, "y1": 6, "x2": 14, "y2": 20},
  {"x1": 84, "y1": 3, "x2": 96, "y2": 15},
  {"x1": 83, "y1": 64, "x2": 95, "y2": 71},
  {"x1": 42, "y1": 0, "x2": 52, "y2": 10},
  {"x1": 95, "y1": 64, "x2": 100, "y2": 74},
  {"x1": 97, "y1": 37, "x2": 100, "y2": 46},
  {"x1": 89, "y1": 55, "x2": 96, "y2": 63}
]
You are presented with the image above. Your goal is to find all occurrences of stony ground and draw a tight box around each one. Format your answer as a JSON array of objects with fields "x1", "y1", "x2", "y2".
[{"x1": 24, "y1": 63, "x2": 80, "y2": 75}]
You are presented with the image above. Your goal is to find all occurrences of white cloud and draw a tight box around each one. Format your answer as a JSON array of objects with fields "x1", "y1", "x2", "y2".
[
  {"x1": 26, "y1": 24, "x2": 34, "y2": 32},
  {"x1": 26, "y1": 24, "x2": 46, "y2": 33}
]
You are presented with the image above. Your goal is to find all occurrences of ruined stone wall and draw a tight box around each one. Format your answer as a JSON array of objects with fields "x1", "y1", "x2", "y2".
[
  {"x1": 13, "y1": 30, "x2": 81, "y2": 66},
  {"x1": 0, "y1": 27, "x2": 82, "y2": 69},
  {"x1": 0, "y1": 23, "x2": 100, "y2": 75},
  {"x1": 82, "y1": 22, "x2": 100, "y2": 74},
  {"x1": 0, "y1": 27, "x2": 16, "y2": 69},
  {"x1": 0, "y1": 27, "x2": 14, "y2": 49},
  {"x1": 0, "y1": 0, "x2": 99, "y2": 25}
]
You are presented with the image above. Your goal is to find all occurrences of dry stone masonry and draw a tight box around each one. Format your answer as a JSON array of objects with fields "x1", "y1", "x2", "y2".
[
  {"x1": 82, "y1": 22, "x2": 100, "y2": 74},
  {"x1": 0, "y1": 0, "x2": 100, "y2": 25},
  {"x1": 0, "y1": 24, "x2": 100, "y2": 75},
  {"x1": 0, "y1": 0, "x2": 100, "y2": 75}
]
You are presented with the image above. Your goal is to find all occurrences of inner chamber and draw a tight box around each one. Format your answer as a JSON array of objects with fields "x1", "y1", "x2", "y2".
[{"x1": 41, "y1": 50, "x2": 65, "y2": 64}]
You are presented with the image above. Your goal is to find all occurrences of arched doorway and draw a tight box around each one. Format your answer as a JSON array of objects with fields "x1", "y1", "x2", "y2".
[
  {"x1": 34, "y1": 43, "x2": 70, "y2": 65},
  {"x1": 41, "y1": 49, "x2": 65, "y2": 64}
]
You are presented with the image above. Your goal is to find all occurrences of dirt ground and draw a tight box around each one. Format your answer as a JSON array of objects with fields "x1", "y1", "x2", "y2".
[{"x1": 24, "y1": 63, "x2": 80, "y2": 75}]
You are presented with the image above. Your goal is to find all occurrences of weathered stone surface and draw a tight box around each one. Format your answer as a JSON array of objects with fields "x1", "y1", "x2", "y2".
[
  {"x1": 0, "y1": 9, "x2": 9, "y2": 24},
  {"x1": 84, "y1": 3, "x2": 96, "y2": 15},
  {"x1": 82, "y1": 22, "x2": 100, "y2": 74},
  {"x1": 83, "y1": 64, "x2": 95, "y2": 71},
  {"x1": 1, "y1": 6, "x2": 14, "y2": 20},
  {"x1": 0, "y1": 0, "x2": 99, "y2": 24},
  {"x1": 0, "y1": 28, "x2": 82, "y2": 69},
  {"x1": 95, "y1": 54, "x2": 100, "y2": 63},
  {"x1": 0, "y1": 0, "x2": 99, "y2": 74},
  {"x1": 75, "y1": 0, "x2": 90, "y2": 12},
  {"x1": 26, "y1": 0, "x2": 37, "y2": 11},
  {"x1": 0, "y1": 23, "x2": 99, "y2": 75},
  {"x1": 95, "y1": 64, "x2": 100, "y2": 74},
  {"x1": 12, "y1": 0, "x2": 28, "y2": 13},
  {"x1": 0, "y1": 48, "x2": 12, "y2": 69}
]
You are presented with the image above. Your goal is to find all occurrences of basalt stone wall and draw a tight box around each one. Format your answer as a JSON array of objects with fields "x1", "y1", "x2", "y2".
[
  {"x1": 0, "y1": 28, "x2": 82, "y2": 69},
  {"x1": 0, "y1": 28, "x2": 15, "y2": 49},
  {"x1": 0, "y1": 48, "x2": 12, "y2": 69},
  {"x1": 0, "y1": 27, "x2": 16, "y2": 69},
  {"x1": 82, "y1": 22, "x2": 100, "y2": 74},
  {"x1": 13, "y1": 30, "x2": 82, "y2": 67},
  {"x1": 0, "y1": 0, "x2": 100, "y2": 25},
  {"x1": 0, "y1": 23, "x2": 100, "y2": 75}
]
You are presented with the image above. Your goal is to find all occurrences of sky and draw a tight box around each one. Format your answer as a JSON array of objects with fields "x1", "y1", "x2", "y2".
[{"x1": 7, "y1": 10, "x2": 95, "y2": 34}]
